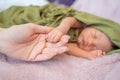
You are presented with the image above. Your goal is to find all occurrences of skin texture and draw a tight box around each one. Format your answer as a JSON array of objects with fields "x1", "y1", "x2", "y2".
[
  {"x1": 47, "y1": 17, "x2": 112, "y2": 60},
  {"x1": 0, "y1": 23, "x2": 69, "y2": 61},
  {"x1": 47, "y1": 17, "x2": 82, "y2": 42}
]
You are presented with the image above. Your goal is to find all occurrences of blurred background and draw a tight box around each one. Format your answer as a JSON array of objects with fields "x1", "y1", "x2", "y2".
[
  {"x1": 0, "y1": 0, "x2": 119, "y2": 23},
  {"x1": 48, "y1": 0, "x2": 75, "y2": 6},
  {"x1": 48, "y1": 0, "x2": 120, "y2": 23}
]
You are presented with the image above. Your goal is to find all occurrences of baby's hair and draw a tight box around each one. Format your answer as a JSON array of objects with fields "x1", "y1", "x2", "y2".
[{"x1": 111, "y1": 42, "x2": 119, "y2": 50}]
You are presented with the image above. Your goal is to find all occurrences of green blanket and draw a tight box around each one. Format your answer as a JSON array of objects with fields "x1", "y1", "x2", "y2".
[{"x1": 0, "y1": 4, "x2": 120, "y2": 54}]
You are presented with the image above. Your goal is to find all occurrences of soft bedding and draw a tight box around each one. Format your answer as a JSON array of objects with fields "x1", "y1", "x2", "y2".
[{"x1": 0, "y1": 53, "x2": 120, "y2": 80}]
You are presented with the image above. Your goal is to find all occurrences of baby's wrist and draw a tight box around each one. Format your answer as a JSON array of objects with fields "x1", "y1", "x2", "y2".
[
  {"x1": 57, "y1": 25, "x2": 71, "y2": 34},
  {"x1": 56, "y1": 27, "x2": 65, "y2": 34}
]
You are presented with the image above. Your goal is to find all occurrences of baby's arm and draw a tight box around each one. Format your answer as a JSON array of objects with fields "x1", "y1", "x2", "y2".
[
  {"x1": 57, "y1": 17, "x2": 84, "y2": 34},
  {"x1": 67, "y1": 43, "x2": 105, "y2": 60},
  {"x1": 47, "y1": 17, "x2": 84, "y2": 42}
]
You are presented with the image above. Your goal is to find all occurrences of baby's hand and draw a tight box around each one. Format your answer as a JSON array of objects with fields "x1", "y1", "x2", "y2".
[
  {"x1": 46, "y1": 28, "x2": 64, "y2": 43},
  {"x1": 87, "y1": 50, "x2": 106, "y2": 60}
]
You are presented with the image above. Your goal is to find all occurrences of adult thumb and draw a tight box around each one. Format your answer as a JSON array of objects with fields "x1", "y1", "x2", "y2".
[{"x1": 34, "y1": 25, "x2": 53, "y2": 34}]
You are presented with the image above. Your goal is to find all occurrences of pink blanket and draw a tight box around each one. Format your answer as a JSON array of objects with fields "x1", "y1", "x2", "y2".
[{"x1": 0, "y1": 52, "x2": 120, "y2": 80}]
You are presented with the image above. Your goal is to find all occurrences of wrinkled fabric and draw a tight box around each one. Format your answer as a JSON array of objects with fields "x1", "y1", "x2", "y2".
[
  {"x1": 0, "y1": 4, "x2": 78, "y2": 42},
  {"x1": 0, "y1": 52, "x2": 120, "y2": 80},
  {"x1": 0, "y1": 4, "x2": 120, "y2": 54}
]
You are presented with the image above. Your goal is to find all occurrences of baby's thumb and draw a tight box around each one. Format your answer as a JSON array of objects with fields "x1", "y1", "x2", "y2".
[{"x1": 54, "y1": 35, "x2": 70, "y2": 47}]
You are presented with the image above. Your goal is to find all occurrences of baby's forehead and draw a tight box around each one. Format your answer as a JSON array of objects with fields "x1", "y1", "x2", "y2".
[{"x1": 84, "y1": 27, "x2": 106, "y2": 35}]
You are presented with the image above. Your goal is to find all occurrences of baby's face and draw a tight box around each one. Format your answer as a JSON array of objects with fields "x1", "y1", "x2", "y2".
[{"x1": 77, "y1": 27, "x2": 112, "y2": 52}]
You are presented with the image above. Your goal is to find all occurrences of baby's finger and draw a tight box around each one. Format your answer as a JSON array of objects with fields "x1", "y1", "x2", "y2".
[
  {"x1": 50, "y1": 33, "x2": 58, "y2": 42},
  {"x1": 47, "y1": 32, "x2": 57, "y2": 42},
  {"x1": 102, "y1": 52, "x2": 106, "y2": 56},
  {"x1": 53, "y1": 34, "x2": 61, "y2": 43},
  {"x1": 54, "y1": 35, "x2": 70, "y2": 47}
]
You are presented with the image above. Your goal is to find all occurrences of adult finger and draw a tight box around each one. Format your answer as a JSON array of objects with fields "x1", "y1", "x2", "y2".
[
  {"x1": 34, "y1": 46, "x2": 68, "y2": 61},
  {"x1": 28, "y1": 23, "x2": 53, "y2": 34},
  {"x1": 28, "y1": 34, "x2": 46, "y2": 61},
  {"x1": 37, "y1": 26, "x2": 53, "y2": 34}
]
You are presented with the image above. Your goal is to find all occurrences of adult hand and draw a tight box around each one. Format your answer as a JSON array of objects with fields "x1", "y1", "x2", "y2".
[{"x1": 0, "y1": 23, "x2": 53, "y2": 61}]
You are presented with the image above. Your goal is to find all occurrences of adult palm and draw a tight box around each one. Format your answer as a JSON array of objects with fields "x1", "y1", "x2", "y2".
[{"x1": 0, "y1": 23, "x2": 53, "y2": 61}]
